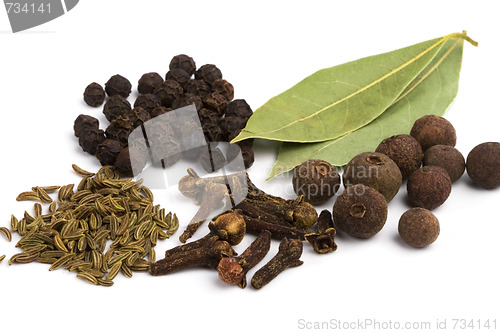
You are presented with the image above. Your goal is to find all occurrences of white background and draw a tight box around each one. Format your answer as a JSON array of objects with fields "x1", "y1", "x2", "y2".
[{"x1": 1, "y1": 1, "x2": 499, "y2": 332}]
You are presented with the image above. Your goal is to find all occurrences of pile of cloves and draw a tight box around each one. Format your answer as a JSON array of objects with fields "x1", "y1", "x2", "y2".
[{"x1": 148, "y1": 168, "x2": 338, "y2": 289}]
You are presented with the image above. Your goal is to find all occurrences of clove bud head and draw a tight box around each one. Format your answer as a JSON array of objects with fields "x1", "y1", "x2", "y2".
[
  {"x1": 292, "y1": 201, "x2": 318, "y2": 230},
  {"x1": 209, "y1": 212, "x2": 246, "y2": 245},
  {"x1": 217, "y1": 257, "x2": 244, "y2": 285}
]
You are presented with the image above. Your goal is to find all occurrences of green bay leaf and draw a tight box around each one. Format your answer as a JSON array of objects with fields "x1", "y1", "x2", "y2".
[
  {"x1": 267, "y1": 36, "x2": 468, "y2": 180},
  {"x1": 234, "y1": 33, "x2": 472, "y2": 144}
]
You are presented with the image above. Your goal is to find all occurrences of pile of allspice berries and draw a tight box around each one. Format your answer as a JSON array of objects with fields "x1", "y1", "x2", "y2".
[
  {"x1": 292, "y1": 115, "x2": 500, "y2": 248},
  {"x1": 75, "y1": 54, "x2": 255, "y2": 176}
]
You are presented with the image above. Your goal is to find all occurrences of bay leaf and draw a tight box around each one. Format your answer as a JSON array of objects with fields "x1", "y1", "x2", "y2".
[
  {"x1": 233, "y1": 32, "x2": 475, "y2": 144},
  {"x1": 267, "y1": 35, "x2": 472, "y2": 180}
]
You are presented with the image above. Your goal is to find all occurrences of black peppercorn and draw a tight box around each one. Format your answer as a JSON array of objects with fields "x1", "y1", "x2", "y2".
[
  {"x1": 375, "y1": 134, "x2": 423, "y2": 179},
  {"x1": 96, "y1": 139, "x2": 122, "y2": 166},
  {"x1": 105, "y1": 122, "x2": 132, "y2": 148},
  {"x1": 138, "y1": 72, "x2": 164, "y2": 94},
  {"x1": 169, "y1": 54, "x2": 196, "y2": 76},
  {"x1": 149, "y1": 135, "x2": 182, "y2": 167},
  {"x1": 211, "y1": 79, "x2": 234, "y2": 101},
  {"x1": 466, "y1": 142, "x2": 500, "y2": 189},
  {"x1": 407, "y1": 166, "x2": 452, "y2": 210},
  {"x1": 292, "y1": 159, "x2": 341, "y2": 205},
  {"x1": 225, "y1": 99, "x2": 253, "y2": 120},
  {"x1": 333, "y1": 184, "x2": 388, "y2": 239},
  {"x1": 105, "y1": 74, "x2": 132, "y2": 98},
  {"x1": 150, "y1": 105, "x2": 172, "y2": 118},
  {"x1": 202, "y1": 122, "x2": 223, "y2": 142},
  {"x1": 203, "y1": 92, "x2": 227, "y2": 116},
  {"x1": 154, "y1": 79, "x2": 183, "y2": 107},
  {"x1": 200, "y1": 145, "x2": 226, "y2": 173},
  {"x1": 423, "y1": 145, "x2": 465, "y2": 183},
  {"x1": 195, "y1": 64, "x2": 223, "y2": 86},
  {"x1": 171, "y1": 93, "x2": 203, "y2": 111},
  {"x1": 240, "y1": 146, "x2": 255, "y2": 169},
  {"x1": 165, "y1": 68, "x2": 191, "y2": 88},
  {"x1": 185, "y1": 79, "x2": 211, "y2": 98},
  {"x1": 198, "y1": 108, "x2": 221, "y2": 125},
  {"x1": 343, "y1": 152, "x2": 402, "y2": 202},
  {"x1": 219, "y1": 116, "x2": 246, "y2": 141},
  {"x1": 178, "y1": 121, "x2": 207, "y2": 153},
  {"x1": 410, "y1": 115, "x2": 457, "y2": 151},
  {"x1": 227, "y1": 144, "x2": 255, "y2": 169},
  {"x1": 120, "y1": 107, "x2": 151, "y2": 128},
  {"x1": 134, "y1": 94, "x2": 161, "y2": 113},
  {"x1": 114, "y1": 147, "x2": 147, "y2": 177},
  {"x1": 398, "y1": 207, "x2": 440, "y2": 248},
  {"x1": 102, "y1": 95, "x2": 131, "y2": 122},
  {"x1": 147, "y1": 119, "x2": 180, "y2": 142},
  {"x1": 83, "y1": 82, "x2": 105, "y2": 107},
  {"x1": 74, "y1": 114, "x2": 99, "y2": 138},
  {"x1": 78, "y1": 127, "x2": 106, "y2": 155}
]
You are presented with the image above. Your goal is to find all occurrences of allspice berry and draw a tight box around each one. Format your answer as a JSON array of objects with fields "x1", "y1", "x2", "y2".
[
  {"x1": 398, "y1": 208, "x2": 440, "y2": 248},
  {"x1": 407, "y1": 166, "x2": 451, "y2": 210},
  {"x1": 105, "y1": 74, "x2": 132, "y2": 98},
  {"x1": 466, "y1": 142, "x2": 500, "y2": 189},
  {"x1": 343, "y1": 152, "x2": 402, "y2": 202},
  {"x1": 83, "y1": 82, "x2": 105, "y2": 107},
  {"x1": 410, "y1": 115, "x2": 456, "y2": 151},
  {"x1": 423, "y1": 145, "x2": 465, "y2": 182},
  {"x1": 333, "y1": 184, "x2": 388, "y2": 239},
  {"x1": 375, "y1": 134, "x2": 423, "y2": 179},
  {"x1": 292, "y1": 159, "x2": 341, "y2": 204}
]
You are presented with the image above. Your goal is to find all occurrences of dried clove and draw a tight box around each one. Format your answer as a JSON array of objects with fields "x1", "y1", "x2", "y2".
[
  {"x1": 165, "y1": 211, "x2": 245, "y2": 263},
  {"x1": 149, "y1": 235, "x2": 236, "y2": 276},
  {"x1": 245, "y1": 177, "x2": 318, "y2": 230},
  {"x1": 217, "y1": 230, "x2": 271, "y2": 288},
  {"x1": 304, "y1": 210, "x2": 337, "y2": 254},
  {"x1": 251, "y1": 238, "x2": 304, "y2": 290},
  {"x1": 177, "y1": 169, "x2": 317, "y2": 242},
  {"x1": 208, "y1": 212, "x2": 246, "y2": 245},
  {"x1": 241, "y1": 212, "x2": 307, "y2": 240},
  {"x1": 178, "y1": 182, "x2": 230, "y2": 243},
  {"x1": 177, "y1": 169, "x2": 248, "y2": 242}
]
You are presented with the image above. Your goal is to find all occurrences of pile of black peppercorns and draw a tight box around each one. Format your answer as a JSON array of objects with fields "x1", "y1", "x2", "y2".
[
  {"x1": 293, "y1": 114, "x2": 500, "y2": 248},
  {"x1": 75, "y1": 54, "x2": 255, "y2": 176}
]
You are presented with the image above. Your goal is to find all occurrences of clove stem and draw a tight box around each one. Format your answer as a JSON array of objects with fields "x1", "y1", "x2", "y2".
[
  {"x1": 149, "y1": 236, "x2": 236, "y2": 276},
  {"x1": 251, "y1": 238, "x2": 304, "y2": 290},
  {"x1": 242, "y1": 214, "x2": 307, "y2": 240}
]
